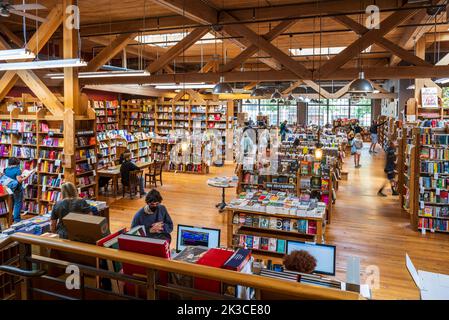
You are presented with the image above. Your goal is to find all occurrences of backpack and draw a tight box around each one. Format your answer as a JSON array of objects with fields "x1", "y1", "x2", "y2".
[{"x1": 354, "y1": 139, "x2": 363, "y2": 149}]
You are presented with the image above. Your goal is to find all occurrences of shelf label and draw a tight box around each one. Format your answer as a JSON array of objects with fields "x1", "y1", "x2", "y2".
[{"x1": 420, "y1": 201, "x2": 424, "y2": 209}]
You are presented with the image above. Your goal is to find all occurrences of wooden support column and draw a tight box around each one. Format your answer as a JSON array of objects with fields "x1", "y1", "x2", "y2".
[
  {"x1": 414, "y1": 37, "x2": 426, "y2": 104},
  {"x1": 63, "y1": 0, "x2": 79, "y2": 185}
]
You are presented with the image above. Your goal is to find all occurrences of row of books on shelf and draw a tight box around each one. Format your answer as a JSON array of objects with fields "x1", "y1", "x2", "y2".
[
  {"x1": 418, "y1": 217, "x2": 449, "y2": 232},
  {"x1": 39, "y1": 160, "x2": 63, "y2": 174},
  {"x1": 16, "y1": 132, "x2": 36, "y2": 144},
  {"x1": 232, "y1": 234, "x2": 287, "y2": 254},
  {"x1": 0, "y1": 199, "x2": 8, "y2": 215},
  {"x1": 97, "y1": 123, "x2": 119, "y2": 132},
  {"x1": 420, "y1": 147, "x2": 449, "y2": 160},
  {"x1": 76, "y1": 136, "x2": 96, "y2": 147},
  {"x1": 420, "y1": 205, "x2": 449, "y2": 218},
  {"x1": 40, "y1": 123, "x2": 62, "y2": 134},
  {"x1": 78, "y1": 187, "x2": 95, "y2": 199},
  {"x1": 300, "y1": 177, "x2": 329, "y2": 190},
  {"x1": 12, "y1": 146, "x2": 36, "y2": 158},
  {"x1": 420, "y1": 176, "x2": 449, "y2": 189},
  {"x1": 420, "y1": 189, "x2": 449, "y2": 204},
  {"x1": 420, "y1": 161, "x2": 449, "y2": 174},
  {"x1": 232, "y1": 212, "x2": 318, "y2": 235},
  {"x1": 10, "y1": 121, "x2": 36, "y2": 132},
  {"x1": 76, "y1": 163, "x2": 95, "y2": 174},
  {"x1": 168, "y1": 163, "x2": 205, "y2": 173},
  {"x1": 228, "y1": 191, "x2": 327, "y2": 218},
  {"x1": 76, "y1": 149, "x2": 96, "y2": 162},
  {"x1": 39, "y1": 149, "x2": 62, "y2": 160},
  {"x1": 22, "y1": 201, "x2": 38, "y2": 214},
  {"x1": 42, "y1": 190, "x2": 61, "y2": 203},
  {"x1": 78, "y1": 175, "x2": 95, "y2": 187},
  {"x1": 40, "y1": 176, "x2": 62, "y2": 188},
  {"x1": 41, "y1": 136, "x2": 63, "y2": 147},
  {"x1": 420, "y1": 133, "x2": 449, "y2": 145}
]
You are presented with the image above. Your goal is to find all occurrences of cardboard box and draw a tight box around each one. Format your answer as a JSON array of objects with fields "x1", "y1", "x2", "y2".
[{"x1": 63, "y1": 213, "x2": 110, "y2": 244}]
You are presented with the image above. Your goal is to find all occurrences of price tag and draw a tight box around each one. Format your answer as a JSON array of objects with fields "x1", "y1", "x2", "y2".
[{"x1": 420, "y1": 201, "x2": 425, "y2": 209}]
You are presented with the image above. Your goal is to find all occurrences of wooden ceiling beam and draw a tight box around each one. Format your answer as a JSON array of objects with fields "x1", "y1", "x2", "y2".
[
  {"x1": 282, "y1": 81, "x2": 302, "y2": 95},
  {"x1": 85, "y1": 33, "x2": 138, "y2": 72},
  {"x1": 223, "y1": 12, "x2": 312, "y2": 79},
  {"x1": 318, "y1": 8, "x2": 419, "y2": 78},
  {"x1": 151, "y1": 0, "x2": 217, "y2": 26},
  {"x1": 199, "y1": 60, "x2": 218, "y2": 73},
  {"x1": 302, "y1": 80, "x2": 332, "y2": 99},
  {"x1": 78, "y1": 65, "x2": 449, "y2": 85},
  {"x1": 390, "y1": 0, "x2": 446, "y2": 66},
  {"x1": 146, "y1": 27, "x2": 209, "y2": 74},
  {"x1": 152, "y1": 0, "x2": 280, "y2": 71},
  {"x1": 333, "y1": 15, "x2": 431, "y2": 67},
  {"x1": 0, "y1": 6, "x2": 63, "y2": 102},
  {"x1": 16, "y1": 70, "x2": 65, "y2": 116},
  {"x1": 243, "y1": 82, "x2": 258, "y2": 91},
  {"x1": 0, "y1": 23, "x2": 24, "y2": 47},
  {"x1": 221, "y1": 20, "x2": 296, "y2": 72}
]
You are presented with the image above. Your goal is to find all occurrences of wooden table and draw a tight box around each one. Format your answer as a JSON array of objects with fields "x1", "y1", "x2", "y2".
[{"x1": 97, "y1": 162, "x2": 153, "y2": 197}]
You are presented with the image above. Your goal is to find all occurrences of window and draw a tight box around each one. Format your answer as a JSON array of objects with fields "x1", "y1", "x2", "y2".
[
  {"x1": 307, "y1": 100, "x2": 328, "y2": 126},
  {"x1": 241, "y1": 99, "x2": 297, "y2": 126},
  {"x1": 307, "y1": 98, "x2": 372, "y2": 127},
  {"x1": 135, "y1": 32, "x2": 220, "y2": 48}
]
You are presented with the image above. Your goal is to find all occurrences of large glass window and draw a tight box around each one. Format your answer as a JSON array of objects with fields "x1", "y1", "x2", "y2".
[
  {"x1": 241, "y1": 99, "x2": 297, "y2": 126},
  {"x1": 307, "y1": 98, "x2": 372, "y2": 126},
  {"x1": 307, "y1": 100, "x2": 328, "y2": 125}
]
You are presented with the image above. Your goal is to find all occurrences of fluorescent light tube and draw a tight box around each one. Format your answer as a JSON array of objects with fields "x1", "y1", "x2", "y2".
[
  {"x1": 0, "y1": 48, "x2": 35, "y2": 61},
  {"x1": 0, "y1": 58, "x2": 86, "y2": 71},
  {"x1": 46, "y1": 70, "x2": 150, "y2": 79},
  {"x1": 155, "y1": 84, "x2": 215, "y2": 90}
]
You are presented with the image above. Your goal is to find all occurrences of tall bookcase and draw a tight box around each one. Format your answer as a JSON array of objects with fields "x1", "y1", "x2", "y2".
[
  {"x1": 405, "y1": 126, "x2": 449, "y2": 233},
  {"x1": 0, "y1": 98, "x2": 98, "y2": 216}
]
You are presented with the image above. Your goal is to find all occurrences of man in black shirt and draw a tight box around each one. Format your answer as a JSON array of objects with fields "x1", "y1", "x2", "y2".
[{"x1": 120, "y1": 153, "x2": 146, "y2": 196}]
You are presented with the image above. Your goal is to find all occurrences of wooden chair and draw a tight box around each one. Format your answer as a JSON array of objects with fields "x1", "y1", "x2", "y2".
[
  {"x1": 122, "y1": 170, "x2": 143, "y2": 199},
  {"x1": 145, "y1": 161, "x2": 164, "y2": 188}
]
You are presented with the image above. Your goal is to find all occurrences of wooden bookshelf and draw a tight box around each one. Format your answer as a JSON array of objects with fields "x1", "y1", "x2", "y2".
[
  {"x1": 90, "y1": 100, "x2": 120, "y2": 133},
  {"x1": 226, "y1": 207, "x2": 325, "y2": 259}
]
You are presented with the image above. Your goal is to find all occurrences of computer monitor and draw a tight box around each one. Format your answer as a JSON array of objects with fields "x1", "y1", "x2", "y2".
[
  {"x1": 176, "y1": 225, "x2": 221, "y2": 252},
  {"x1": 286, "y1": 240, "x2": 336, "y2": 276}
]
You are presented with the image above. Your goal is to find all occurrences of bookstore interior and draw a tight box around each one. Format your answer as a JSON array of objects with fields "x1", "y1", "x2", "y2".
[{"x1": 0, "y1": 0, "x2": 449, "y2": 304}]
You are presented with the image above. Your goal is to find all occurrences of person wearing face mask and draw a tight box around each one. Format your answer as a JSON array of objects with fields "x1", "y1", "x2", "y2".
[{"x1": 130, "y1": 189, "x2": 173, "y2": 242}]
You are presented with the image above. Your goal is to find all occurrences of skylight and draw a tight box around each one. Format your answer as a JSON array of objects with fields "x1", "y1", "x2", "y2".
[
  {"x1": 135, "y1": 32, "x2": 221, "y2": 48},
  {"x1": 289, "y1": 46, "x2": 372, "y2": 56}
]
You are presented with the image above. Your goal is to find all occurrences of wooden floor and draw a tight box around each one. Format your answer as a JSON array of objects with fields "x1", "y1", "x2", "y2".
[{"x1": 102, "y1": 146, "x2": 449, "y2": 300}]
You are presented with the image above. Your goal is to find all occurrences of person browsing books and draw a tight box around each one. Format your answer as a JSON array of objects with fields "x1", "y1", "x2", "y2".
[
  {"x1": 120, "y1": 152, "x2": 146, "y2": 197},
  {"x1": 50, "y1": 182, "x2": 95, "y2": 238},
  {"x1": 378, "y1": 140, "x2": 399, "y2": 197},
  {"x1": 2, "y1": 157, "x2": 25, "y2": 222},
  {"x1": 131, "y1": 189, "x2": 173, "y2": 242}
]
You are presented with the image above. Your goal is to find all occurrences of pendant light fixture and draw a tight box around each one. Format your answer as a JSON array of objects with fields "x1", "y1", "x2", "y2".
[
  {"x1": 271, "y1": 88, "x2": 282, "y2": 100},
  {"x1": 349, "y1": 4, "x2": 373, "y2": 96},
  {"x1": 213, "y1": 1, "x2": 233, "y2": 94},
  {"x1": 314, "y1": 11, "x2": 323, "y2": 160}
]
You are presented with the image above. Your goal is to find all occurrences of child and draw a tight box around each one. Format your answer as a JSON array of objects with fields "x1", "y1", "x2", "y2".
[
  {"x1": 3, "y1": 157, "x2": 24, "y2": 222},
  {"x1": 378, "y1": 140, "x2": 399, "y2": 197},
  {"x1": 351, "y1": 133, "x2": 364, "y2": 168}
]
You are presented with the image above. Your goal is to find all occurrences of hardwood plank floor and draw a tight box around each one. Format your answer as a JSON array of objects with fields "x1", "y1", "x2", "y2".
[{"x1": 101, "y1": 146, "x2": 449, "y2": 300}]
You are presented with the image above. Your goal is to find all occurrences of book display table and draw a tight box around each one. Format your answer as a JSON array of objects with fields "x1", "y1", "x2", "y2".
[{"x1": 207, "y1": 176, "x2": 238, "y2": 212}]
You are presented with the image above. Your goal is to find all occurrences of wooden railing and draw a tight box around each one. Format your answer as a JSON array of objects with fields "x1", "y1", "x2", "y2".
[{"x1": 1, "y1": 233, "x2": 363, "y2": 300}]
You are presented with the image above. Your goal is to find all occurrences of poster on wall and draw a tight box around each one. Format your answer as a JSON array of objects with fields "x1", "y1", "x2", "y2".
[{"x1": 421, "y1": 87, "x2": 439, "y2": 108}]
